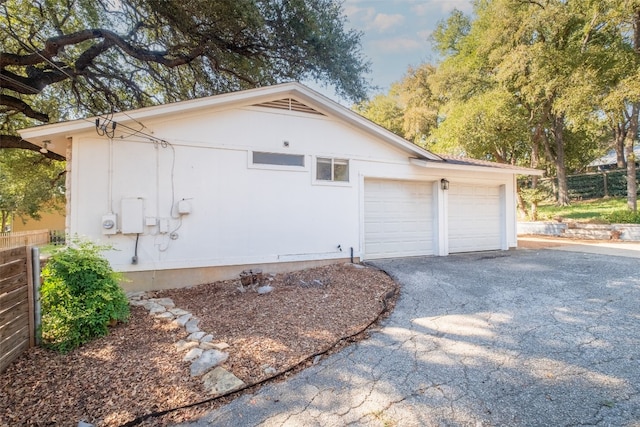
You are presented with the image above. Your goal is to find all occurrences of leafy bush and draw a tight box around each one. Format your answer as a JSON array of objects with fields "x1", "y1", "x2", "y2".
[
  {"x1": 604, "y1": 210, "x2": 640, "y2": 224},
  {"x1": 40, "y1": 240, "x2": 129, "y2": 353}
]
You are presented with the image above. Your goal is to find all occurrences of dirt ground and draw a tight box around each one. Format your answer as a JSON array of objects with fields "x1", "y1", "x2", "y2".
[{"x1": 0, "y1": 263, "x2": 397, "y2": 427}]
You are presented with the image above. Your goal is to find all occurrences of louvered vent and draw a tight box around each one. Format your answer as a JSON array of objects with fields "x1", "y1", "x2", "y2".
[{"x1": 253, "y1": 98, "x2": 325, "y2": 115}]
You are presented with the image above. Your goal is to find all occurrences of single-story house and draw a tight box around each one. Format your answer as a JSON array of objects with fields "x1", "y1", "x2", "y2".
[{"x1": 19, "y1": 82, "x2": 542, "y2": 291}]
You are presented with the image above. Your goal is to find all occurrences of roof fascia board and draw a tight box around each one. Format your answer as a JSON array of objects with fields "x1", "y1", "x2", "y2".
[{"x1": 410, "y1": 158, "x2": 544, "y2": 176}]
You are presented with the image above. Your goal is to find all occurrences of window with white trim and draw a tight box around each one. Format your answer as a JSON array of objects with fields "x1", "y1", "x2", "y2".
[{"x1": 316, "y1": 157, "x2": 349, "y2": 182}]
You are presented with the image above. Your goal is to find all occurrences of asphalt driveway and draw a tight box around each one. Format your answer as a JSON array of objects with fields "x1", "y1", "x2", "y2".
[{"x1": 182, "y1": 248, "x2": 640, "y2": 426}]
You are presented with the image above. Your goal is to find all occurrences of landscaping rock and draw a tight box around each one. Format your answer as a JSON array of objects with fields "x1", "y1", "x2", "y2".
[
  {"x1": 190, "y1": 350, "x2": 228, "y2": 377},
  {"x1": 257, "y1": 285, "x2": 273, "y2": 295},
  {"x1": 173, "y1": 313, "x2": 192, "y2": 327},
  {"x1": 263, "y1": 366, "x2": 277, "y2": 376},
  {"x1": 128, "y1": 299, "x2": 147, "y2": 307},
  {"x1": 202, "y1": 367, "x2": 245, "y2": 396},
  {"x1": 148, "y1": 304, "x2": 166, "y2": 315},
  {"x1": 200, "y1": 334, "x2": 214, "y2": 343},
  {"x1": 175, "y1": 340, "x2": 199, "y2": 352},
  {"x1": 169, "y1": 308, "x2": 190, "y2": 316},
  {"x1": 183, "y1": 348, "x2": 204, "y2": 362},
  {"x1": 126, "y1": 291, "x2": 146, "y2": 300},
  {"x1": 154, "y1": 311, "x2": 175, "y2": 321},
  {"x1": 187, "y1": 331, "x2": 206, "y2": 341},
  {"x1": 150, "y1": 297, "x2": 175, "y2": 309},
  {"x1": 185, "y1": 319, "x2": 200, "y2": 334}
]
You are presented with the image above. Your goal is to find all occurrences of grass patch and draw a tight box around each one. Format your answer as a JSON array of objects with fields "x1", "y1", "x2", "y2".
[{"x1": 537, "y1": 197, "x2": 637, "y2": 223}]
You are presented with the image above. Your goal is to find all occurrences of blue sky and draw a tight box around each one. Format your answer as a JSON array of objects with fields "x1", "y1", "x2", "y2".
[{"x1": 342, "y1": 0, "x2": 473, "y2": 95}]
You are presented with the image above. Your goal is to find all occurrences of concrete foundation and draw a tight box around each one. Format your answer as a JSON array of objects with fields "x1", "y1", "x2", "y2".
[{"x1": 120, "y1": 257, "x2": 360, "y2": 292}]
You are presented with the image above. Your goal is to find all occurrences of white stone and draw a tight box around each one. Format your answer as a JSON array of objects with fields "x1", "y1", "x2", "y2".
[
  {"x1": 187, "y1": 331, "x2": 206, "y2": 341},
  {"x1": 183, "y1": 348, "x2": 204, "y2": 362},
  {"x1": 190, "y1": 349, "x2": 229, "y2": 377},
  {"x1": 154, "y1": 311, "x2": 175, "y2": 321},
  {"x1": 173, "y1": 313, "x2": 192, "y2": 327},
  {"x1": 175, "y1": 340, "x2": 199, "y2": 352},
  {"x1": 211, "y1": 342, "x2": 230, "y2": 351},
  {"x1": 202, "y1": 367, "x2": 245, "y2": 395},
  {"x1": 200, "y1": 334, "x2": 214, "y2": 343},
  {"x1": 126, "y1": 291, "x2": 146, "y2": 300},
  {"x1": 185, "y1": 318, "x2": 200, "y2": 334},
  {"x1": 129, "y1": 299, "x2": 146, "y2": 307},
  {"x1": 263, "y1": 366, "x2": 277, "y2": 376},
  {"x1": 150, "y1": 297, "x2": 175, "y2": 309},
  {"x1": 257, "y1": 285, "x2": 274, "y2": 295},
  {"x1": 148, "y1": 304, "x2": 166, "y2": 315},
  {"x1": 169, "y1": 308, "x2": 190, "y2": 316}
]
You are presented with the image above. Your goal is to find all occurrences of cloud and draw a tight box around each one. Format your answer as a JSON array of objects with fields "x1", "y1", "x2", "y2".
[
  {"x1": 372, "y1": 36, "x2": 423, "y2": 53},
  {"x1": 409, "y1": 0, "x2": 473, "y2": 15},
  {"x1": 370, "y1": 13, "x2": 405, "y2": 32}
]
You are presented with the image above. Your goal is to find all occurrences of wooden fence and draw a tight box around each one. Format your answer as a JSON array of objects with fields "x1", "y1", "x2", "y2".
[
  {"x1": 0, "y1": 246, "x2": 34, "y2": 373},
  {"x1": 0, "y1": 230, "x2": 50, "y2": 250}
]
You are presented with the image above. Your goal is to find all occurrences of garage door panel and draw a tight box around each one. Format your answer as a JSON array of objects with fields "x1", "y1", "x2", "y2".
[
  {"x1": 448, "y1": 183, "x2": 502, "y2": 253},
  {"x1": 364, "y1": 179, "x2": 434, "y2": 259}
]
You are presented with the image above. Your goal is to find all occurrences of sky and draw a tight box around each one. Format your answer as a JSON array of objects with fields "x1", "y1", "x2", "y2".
[{"x1": 340, "y1": 0, "x2": 473, "y2": 96}]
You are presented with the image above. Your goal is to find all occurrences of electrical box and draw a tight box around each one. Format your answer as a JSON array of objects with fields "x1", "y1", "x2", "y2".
[
  {"x1": 145, "y1": 217, "x2": 157, "y2": 227},
  {"x1": 159, "y1": 218, "x2": 170, "y2": 234},
  {"x1": 121, "y1": 198, "x2": 144, "y2": 234},
  {"x1": 101, "y1": 213, "x2": 117, "y2": 235},
  {"x1": 178, "y1": 200, "x2": 191, "y2": 215}
]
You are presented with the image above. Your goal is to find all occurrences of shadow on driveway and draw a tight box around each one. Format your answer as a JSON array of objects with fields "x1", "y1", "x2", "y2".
[{"x1": 180, "y1": 249, "x2": 640, "y2": 426}]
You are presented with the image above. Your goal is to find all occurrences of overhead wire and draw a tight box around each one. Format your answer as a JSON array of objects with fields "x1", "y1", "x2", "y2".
[{"x1": 5, "y1": 25, "x2": 184, "y2": 250}]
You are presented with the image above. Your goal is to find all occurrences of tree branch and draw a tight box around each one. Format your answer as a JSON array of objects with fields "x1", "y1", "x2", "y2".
[{"x1": 1, "y1": 95, "x2": 50, "y2": 122}]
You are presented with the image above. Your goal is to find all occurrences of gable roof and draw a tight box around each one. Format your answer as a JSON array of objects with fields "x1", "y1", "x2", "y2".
[
  {"x1": 18, "y1": 82, "x2": 441, "y2": 161},
  {"x1": 18, "y1": 82, "x2": 542, "y2": 175}
]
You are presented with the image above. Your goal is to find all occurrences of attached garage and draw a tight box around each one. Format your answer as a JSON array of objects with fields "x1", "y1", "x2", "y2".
[
  {"x1": 448, "y1": 183, "x2": 504, "y2": 253},
  {"x1": 364, "y1": 179, "x2": 435, "y2": 259}
]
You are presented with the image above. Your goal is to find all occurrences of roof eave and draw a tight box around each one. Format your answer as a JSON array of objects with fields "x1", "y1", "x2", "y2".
[{"x1": 410, "y1": 158, "x2": 544, "y2": 176}]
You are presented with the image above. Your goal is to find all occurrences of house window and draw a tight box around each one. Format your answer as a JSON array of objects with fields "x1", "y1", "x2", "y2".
[
  {"x1": 252, "y1": 151, "x2": 305, "y2": 167},
  {"x1": 316, "y1": 157, "x2": 349, "y2": 182}
]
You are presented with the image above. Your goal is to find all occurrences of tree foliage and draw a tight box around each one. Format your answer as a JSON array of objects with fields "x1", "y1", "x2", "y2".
[
  {"x1": 1, "y1": 0, "x2": 370, "y2": 156},
  {"x1": 0, "y1": 149, "x2": 65, "y2": 231},
  {"x1": 359, "y1": 0, "x2": 640, "y2": 211}
]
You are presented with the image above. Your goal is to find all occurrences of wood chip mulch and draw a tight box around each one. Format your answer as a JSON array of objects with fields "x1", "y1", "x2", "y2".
[{"x1": 0, "y1": 263, "x2": 397, "y2": 427}]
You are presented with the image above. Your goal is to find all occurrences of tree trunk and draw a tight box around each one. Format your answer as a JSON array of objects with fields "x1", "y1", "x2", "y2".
[
  {"x1": 626, "y1": 103, "x2": 639, "y2": 212},
  {"x1": 627, "y1": 9, "x2": 640, "y2": 212},
  {"x1": 551, "y1": 114, "x2": 570, "y2": 206},
  {"x1": 1, "y1": 211, "x2": 8, "y2": 232},
  {"x1": 614, "y1": 124, "x2": 627, "y2": 169}
]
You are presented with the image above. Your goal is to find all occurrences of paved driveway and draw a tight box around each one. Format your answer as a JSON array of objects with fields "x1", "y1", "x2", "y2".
[{"x1": 182, "y1": 248, "x2": 640, "y2": 426}]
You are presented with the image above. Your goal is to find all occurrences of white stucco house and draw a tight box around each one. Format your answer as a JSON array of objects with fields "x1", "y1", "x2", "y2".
[{"x1": 19, "y1": 82, "x2": 542, "y2": 290}]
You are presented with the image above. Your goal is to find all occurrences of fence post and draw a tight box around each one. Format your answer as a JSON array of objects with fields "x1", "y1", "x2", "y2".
[
  {"x1": 603, "y1": 172, "x2": 609, "y2": 198},
  {"x1": 32, "y1": 247, "x2": 42, "y2": 346}
]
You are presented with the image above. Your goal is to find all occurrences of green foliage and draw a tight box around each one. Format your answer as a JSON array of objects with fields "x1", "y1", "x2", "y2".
[
  {"x1": 1, "y1": 0, "x2": 370, "y2": 155},
  {"x1": 0, "y1": 149, "x2": 65, "y2": 231},
  {"x1": 604, "y1": 210, "x2": 640, "y2": 224},
  {"x1": 40, "y1": 240, "x2": 129, "y2": 353}
]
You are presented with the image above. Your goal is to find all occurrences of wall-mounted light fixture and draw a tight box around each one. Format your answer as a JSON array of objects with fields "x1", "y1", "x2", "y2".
[
  {"x1": 440, "y1": 178, "x2": 450, "y2": 191},
  {"x1": 40, "y1": 140, "x2": 50, "y2": 154}
]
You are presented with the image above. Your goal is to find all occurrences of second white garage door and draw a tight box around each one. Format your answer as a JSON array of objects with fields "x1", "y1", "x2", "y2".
[
  {"x1": 364, "y1": 179, "x2": 434, "y2": 259},
  {"x1": 448, "y1": 183, "x2": 502, "y2": 253}
]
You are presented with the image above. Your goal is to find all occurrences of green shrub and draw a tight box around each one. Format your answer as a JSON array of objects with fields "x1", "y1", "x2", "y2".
[
  {"x1": 40, "y1": 240, "x2": 129, "y2": 353},
  {"x1": 604, "y1": 210, "x2": 640, "y2": 224}
]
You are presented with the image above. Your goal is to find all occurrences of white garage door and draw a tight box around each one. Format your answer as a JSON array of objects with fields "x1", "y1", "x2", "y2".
[
  {"x1": 364, "y1": 179, "x2": 434, "y2": 259},
  {"x1": 448, "y1": 183, "x2": 502, "y2": 253}
]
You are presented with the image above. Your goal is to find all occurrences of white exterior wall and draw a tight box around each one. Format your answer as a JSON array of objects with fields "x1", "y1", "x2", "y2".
[{"x1": 68, "y1": 104, "x2": 518, "y2": 273}]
